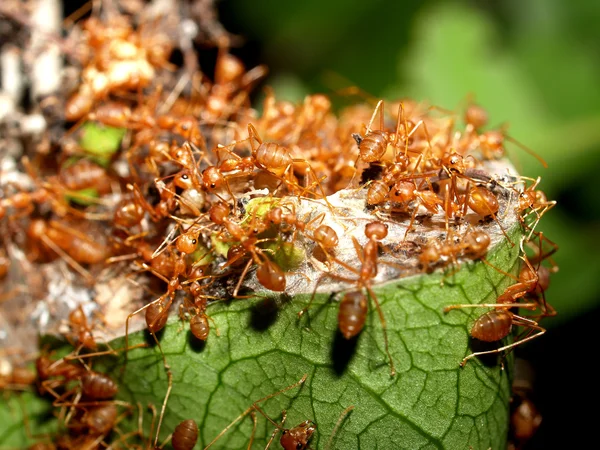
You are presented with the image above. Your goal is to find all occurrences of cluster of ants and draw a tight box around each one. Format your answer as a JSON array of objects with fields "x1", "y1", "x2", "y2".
[{"x1": 0, "y1": 1, "x2": 556, "y2": 448}]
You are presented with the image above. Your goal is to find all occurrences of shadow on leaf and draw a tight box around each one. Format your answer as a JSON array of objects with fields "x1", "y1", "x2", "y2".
[
  {"x1": 249, "y1": 296, "x2": 280, "y2": 331},
  {"x1": 187, "y1": 330, "x2": 207, "y2": 353},
  {"x1": 143, "y1": 329, "x2": 165, "y2": 347},
  {"x1": 468, "y1": 337, "x2": 504, "y2": 367},
  {"x1": 332, "y1": 330, "x2": 359, "y2": 376}
]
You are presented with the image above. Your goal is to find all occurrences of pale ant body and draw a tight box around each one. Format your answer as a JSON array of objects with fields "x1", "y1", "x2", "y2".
[
  {"x1": 65, "y1": 15, "x2": 175, "y2": 121},
  {"x1": 202, "y1": 48, "x2": 268, "y2": 124},
  {"x1": 26, "y1": 219, "x2": 109, "y2": 284},
  {"x1": 57, "y1": 158, "x2": 113, "y2": 196}
]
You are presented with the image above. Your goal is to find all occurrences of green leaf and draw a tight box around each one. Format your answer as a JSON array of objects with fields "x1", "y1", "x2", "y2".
[
  {"x1": 79, "y1": 122, "x2": 125, "y2": 163},
  {"x1": 0, "y1": 390, "x2": 58, "y2": 447},
  {"x1": 2, "y1": 225, "x2": 523, "y2": 449}
]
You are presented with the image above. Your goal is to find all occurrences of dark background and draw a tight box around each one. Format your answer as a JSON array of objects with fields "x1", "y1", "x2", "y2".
[{"x1": 57, "y1": 0, "x2": 599, "y2": 447}]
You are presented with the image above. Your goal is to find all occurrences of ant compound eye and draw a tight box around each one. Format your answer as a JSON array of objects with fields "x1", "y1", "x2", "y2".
[
  {"x1": 182, "y1": 174, "x2": 189, "y2": 179},
  {"x1": 192, "y1": 239, "x2": 197, "y2": 245},
  {"x1": 210, "y1": 183, "x2": 216, "y2": 189}
]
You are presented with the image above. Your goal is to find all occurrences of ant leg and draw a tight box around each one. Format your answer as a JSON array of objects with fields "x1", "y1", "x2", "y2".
[
  {"x1": 265, "y1": 410, "x2": 287, "y2": 450},
  {"x1": 403, "y1": 204, "x2": 420, "y2": 240},
  {"x1": 460, "y1": 321, "x2": 545, "y2": 367},
  {"x1": 325, "y1": 405, "x2": 355, "y2": 450},
  {"x1": 204, "y1": 374, "x2": 308, "y2": 449},
  {"x1": 38, "y1": 233, "x2": 93, "y2": 284},
  {"x1": 366, "y1": 286, "x2": 396, "y2": 377},
  {"x1": 298, "y1": 270, "x2": 358, "y2": 319},
  {"x1": 232, "y1": 259, "x2": 254, "y2": 298},
  {"x1": 151, "y1": 332, "x2": 173, "y2": 448},
  {"x1": 247, "y1": 411, "x2": 258, "y2": 450},
  {"x1": 443, "y1": 303, "x2": 539, "y2": 313},
  {"x1": 505, "y1": 134, "x2": 548, "y2": 169},
  {"x1": 366, "y1": 100, "x2": 384, "y2": 134}
]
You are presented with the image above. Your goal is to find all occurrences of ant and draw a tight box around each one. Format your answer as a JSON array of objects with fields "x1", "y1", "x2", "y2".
[
  {"x1": 353, "y1": 100, "x2": 425, "y2": 165},
  {"x1": 226, "y1": 124, "x2": 335, "y2": 209},
  {"x1": 264, "y1": 405, "x2": 354, "y2": 450},
  {"x1": 65, "y1": 305, "x2": 103, "y2": 353},
  {"x1": 202, "y1": 47, "x2": 268, "y2": 124},
  {"x1": 179, "y1": 280, "x2": 219, "y2": 342},
  {"x1": 26, "y1": 219, "x2": 109, "y2": 284},
  {"x1": 265, "y1": 410, "x2": 317, "y2": 450},
  {"x1": 513, "y1": 176, "x2": 556, "y2": 239},
  {"x1": 444, "y1": 242, "x2": 547, "y2": 367},
  {"x1": 209, "y1": 201, "x2": 287, "y2": 295},
  {"x1": 301, "y1": 221, "x2": 396, "y2": 376},
  {"x1": 205, "y1": 374, "x2": 309, "y2": 449}
]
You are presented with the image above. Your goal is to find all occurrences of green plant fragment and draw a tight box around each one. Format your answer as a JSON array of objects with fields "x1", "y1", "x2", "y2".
[
  {"x1": 263, "y1": 240, "x2": 306, "y2": 271},
  {"x1": 79, "y1": 122, "x2": 125, "y2": 159},
  {"x1": 64, "y1": 187, "x2": 99, "y2": 206},
  {"x1": 210, "y1": 232, "x2": 232, "y2": 257}
]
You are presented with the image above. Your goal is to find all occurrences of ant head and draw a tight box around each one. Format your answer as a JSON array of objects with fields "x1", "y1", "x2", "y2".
[
  {"x1": 365, "y1": 221, "x2": 388, "y2": 240},
  {"x1": 202, "y1": 167, "x2": 224, "y2": 190},
  {"x1": 444, "y1": 152, "x2": 465, "y2": 173},
  {"x1": 280, "y1": 420, "x2": 316, "y2": 450}
]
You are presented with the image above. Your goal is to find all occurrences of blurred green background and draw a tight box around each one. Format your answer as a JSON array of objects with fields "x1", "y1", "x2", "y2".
[{"x1": 219, "y1": 0, "x2": 600, "y2": 447}]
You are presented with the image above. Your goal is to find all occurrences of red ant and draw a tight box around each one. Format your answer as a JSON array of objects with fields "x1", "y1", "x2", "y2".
[
  {"x1": 444, "y1": 241, "x2": 547, "y2": 367},
  {"x1": 300, "y1": 221, "x2": 396, "y2": 376},
  {"x1": 209, "y1": 201, "x2": 286, "y2": 296}
]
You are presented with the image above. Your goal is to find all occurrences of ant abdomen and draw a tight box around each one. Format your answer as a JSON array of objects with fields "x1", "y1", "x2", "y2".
[
  {"x1": 145, "y1": 301, "x2": 169, "y2": 334},
  {"x1": 471, "y1": 310, "x2": 512, "y2": 342},
  {"x1": 255, "y1": 142, "x2": 292, "y2": 170},
  {"x1": 366, "y1": 180, "x2": 389, "y2": 205},
  {"x1": 338, "y1": 291, "x2": 368, "y2": 339},
  {"x1": 81, "y1": 372, "x2": 118, "y2": 399},
  {"x1": 313, "y1": 225, "x2": 338, "y2": 249},
  {"x1": 172, "y1": 419, "x2": 199, "y2": 450},
  {"x1": 256, "y1": 259, "x2": 286, "y2": 291},
  {"x1": 85, "y1": 404, "x2": 118, "y2": 434},
  {"x1": 468, "y1": 186, "x2": 499, "y2": 217},
  {"x1": 359, "y1": 130, "x2": 388, "y2": 163},
  {"x1": 190, "y1": 314, "x2": 210, "y2": 341}
]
